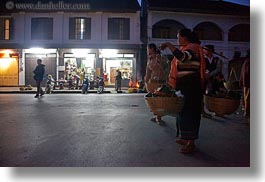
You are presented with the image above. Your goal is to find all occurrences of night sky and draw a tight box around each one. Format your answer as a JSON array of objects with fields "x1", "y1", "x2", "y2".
[
  {"x1": 137, "y1": 0, "x2": 250, "y2": 6},
  {"x1": 224, "y1": 0, "x2": 250, "y2": 6}
]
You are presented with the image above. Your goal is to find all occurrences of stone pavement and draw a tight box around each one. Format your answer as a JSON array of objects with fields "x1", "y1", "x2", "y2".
[{"x1": 0, "y1": 94, "x2": 250, "y2": 167}]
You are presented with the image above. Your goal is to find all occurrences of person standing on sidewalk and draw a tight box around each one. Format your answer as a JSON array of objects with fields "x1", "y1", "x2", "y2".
[
  {"x1": 115, "y1": 69, "x2": 122, "y2": 92},
  {"x1": 33, "y1": 59, "x2": 45, "y2": 98},
  {"x1": 160, "y1": 28, "x2": 205, "y2": 153}
]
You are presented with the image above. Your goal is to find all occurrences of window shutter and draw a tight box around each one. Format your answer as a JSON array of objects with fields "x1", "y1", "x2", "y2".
[
  {"x1": 84, "y1": 18, "x2": 91, "y2": 39},
  {"x1": 0, "y1": 19, "x2": 4, "y2": 40},
  {"x1": 9, "y1": 18, "x2": 14, "y2": 40},
  {"x1": 108, "y1": 18, "x2": 130, "y2": 40}
]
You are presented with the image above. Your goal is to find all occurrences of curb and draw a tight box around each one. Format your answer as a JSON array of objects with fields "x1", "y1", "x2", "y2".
[
  {"x1": 0, "y1": 90, "x2": 148, "y2": 94},
  {"x1": 0, "y1": 90, "x2": 111, "y2": 94}
]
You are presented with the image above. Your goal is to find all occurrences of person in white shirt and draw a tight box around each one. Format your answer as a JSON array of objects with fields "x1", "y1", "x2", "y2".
[{"x1": 202, "y1": 45, "x2": 223, "y2": 118}]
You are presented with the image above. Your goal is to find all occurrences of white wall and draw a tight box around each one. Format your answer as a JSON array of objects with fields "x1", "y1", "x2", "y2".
[
  {"x1": 148, "y1": 11, "x2": 250, "y2": 59},
  {"x1": 18, "y1": 52, "x2": 25, "y2": 86},
  {"x1": 12, "y1": 11, "x2": 141, "y2": 48},
  {"x1": 101, "y1": 12, "x2": 141, "y2": 45}
]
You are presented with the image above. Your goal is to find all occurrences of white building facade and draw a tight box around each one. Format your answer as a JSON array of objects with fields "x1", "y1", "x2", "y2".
[
  {"x1": 0, "y1": 0, "x2": 141, "y2": 86},
  {"x1": 0, "y1": 0, "x2": 250, "y2": 86},
  {"x1": 140, "y1": 0, "x2": 250, "y2": 80},
  {"x1": 148, "y1": 11, "x2": 250, "y2": 58}
]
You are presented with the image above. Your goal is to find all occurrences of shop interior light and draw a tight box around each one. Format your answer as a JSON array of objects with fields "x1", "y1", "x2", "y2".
[
  {"x1": 26, "y1": 48, "x2": 56, "y2": 54},
  {"x1": 0, "y1": 58, "x2": 13, "y2": 70},
  {"x1": 72, "y1": 49, "x2": 91, "y2": 57},
  {"x1": 0, "y1": 50, "x2": 13, "y2": 58},
  {"x1": 124, "y1": 54, "x2": 134, "y2": 58},
  {"x1": 28, "y1": 48, "x2": 45, "y2": 53},
  {"x1": 0, "y1": 50, "x2": 16, "y2": 70},
  {"x1": 87, "y1": 54, "x2": 95, "y2": 58},
  {"x1": 101, "y1": 49, "x2": 119, "y2": 58}
]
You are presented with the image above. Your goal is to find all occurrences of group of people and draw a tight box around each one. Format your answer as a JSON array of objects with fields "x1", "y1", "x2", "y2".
[
  {"x1": 32, "y1": 28, "x2": 249, "y2": 154},
  {"x1": 65, "y1": 63, "x2": 86, "y2": 90},
  {"x1": 144, "y1": 28, "x2": 205, "y2": 154},
  {"x1": 144, "y1": 28, "x2": 250, "y2": 154}
]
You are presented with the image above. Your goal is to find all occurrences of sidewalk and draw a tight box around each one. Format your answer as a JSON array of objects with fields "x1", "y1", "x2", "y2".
[{"x1": 0, "y1": 86, "x2": 143, "y2": 94}]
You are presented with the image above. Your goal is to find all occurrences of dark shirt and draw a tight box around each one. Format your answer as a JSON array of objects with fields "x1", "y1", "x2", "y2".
[
  {"x1": 116, "y1": 71, "x2": 122, "y2": 80},
  {"x1": 83, "y1": 78, "x2": 89, "y2": 85},
  {"x1": 205, "y1": 57, "x2": 218, "y2": 72},
  {"x1": 33, "y1": 64, "x2": 45, "y2": 81},
  {"x1": 98, "y1": 80, "x2": 104, "y2": 86},
  {"x1": 204, "y1": 56, "x2": 222, "y2": 78}
]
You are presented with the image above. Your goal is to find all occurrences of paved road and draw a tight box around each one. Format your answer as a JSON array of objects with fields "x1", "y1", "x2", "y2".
[{"x1": 0, "y1": 94, "x2": 249, "y2": 167}]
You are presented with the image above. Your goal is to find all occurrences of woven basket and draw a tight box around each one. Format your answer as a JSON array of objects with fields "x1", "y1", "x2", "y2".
[
  {"x1": 145, "y1": 82, "x2": 163, "y2": 93},
  {"x1": 223, "y1": 81, "x2": 240, "y2": 91},
  {"x1": 144, "y1": 96, "x2": 184, "y2": 117},
  {"x1": 224, "y1": 68, "x2": 241, "y2": 91},
  {"x1": 204, "y1": 95, "x2": 240, "y2": 117}
]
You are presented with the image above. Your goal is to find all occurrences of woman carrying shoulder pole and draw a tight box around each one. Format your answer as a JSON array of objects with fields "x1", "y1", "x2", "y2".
[{"x1": 160, "y1": 28, "x2": 205, "y2": 153}]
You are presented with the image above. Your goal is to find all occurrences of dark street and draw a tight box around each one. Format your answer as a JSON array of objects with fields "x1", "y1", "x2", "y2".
[{"x1": 0, "y1": 94, "x2": 249, "y2": 167}]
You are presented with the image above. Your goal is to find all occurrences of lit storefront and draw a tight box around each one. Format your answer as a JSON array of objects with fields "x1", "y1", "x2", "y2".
[
  {"x1": 0, "y1": 0, "x2": 141, "y2": 87},
  {"x1": 20, "y1": 48, "x2": 137, "y2": 87},
  {"x1": 101, "y1": 49, "x2": 135, "y2": 86},
  {"x1": 60, "y1": 49, "x2": 96, "y2": 81},
  {"x1": 59, "y1": 48, "x2": 136, "y2": 87},
  {"x1": 0, "y1": 50, "x2": 19, "y2": 86},
  {"x1": 23, "y1": 48, "x2": 57, "y2": 86}
]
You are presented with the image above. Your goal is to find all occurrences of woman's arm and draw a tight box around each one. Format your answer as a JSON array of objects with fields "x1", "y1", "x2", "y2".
[{"x1": 160, "y1": 42, "x2": 192, "y2": 62}]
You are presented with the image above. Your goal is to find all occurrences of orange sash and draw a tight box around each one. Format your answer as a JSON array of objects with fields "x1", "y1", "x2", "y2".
[
  {"x1": 168, "y1": 43, "x2": 205, "y2": 89},
  {"x1": 168, "y1": 57, "x2": 178, "y2": 89}
]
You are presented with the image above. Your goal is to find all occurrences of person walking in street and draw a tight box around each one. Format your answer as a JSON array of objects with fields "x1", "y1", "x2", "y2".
[
  {"x1": 144, "y1": 43, "x2": 169, "y2": 125},
  {"x1": 160, "y1": 28, "x2": 205, "y2": 153},
  {"x1": 33, "y1": 59, "x2": 45, "y2": 98}
]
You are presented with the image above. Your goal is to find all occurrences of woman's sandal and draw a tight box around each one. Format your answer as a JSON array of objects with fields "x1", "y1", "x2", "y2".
[
  {"x1": 179, "y1": 144, "x2": 196, "y2": 154},
  {"x1": 175, "y1": 139, "x2": 188, "y2": 145}
]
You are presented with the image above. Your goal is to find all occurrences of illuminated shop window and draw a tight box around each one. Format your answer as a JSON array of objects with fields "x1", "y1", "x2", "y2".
[
  {"x1": 0, "y1": 18, "x2": 13, "y2": 40},
  {"x1": 64, "y1": 52, "x2": 95, "y2": 81}
]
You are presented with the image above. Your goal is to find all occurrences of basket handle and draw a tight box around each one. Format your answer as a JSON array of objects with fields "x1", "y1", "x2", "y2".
[{"x1": 228, "y1": 67, "x2": 238, "y2": 81}]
